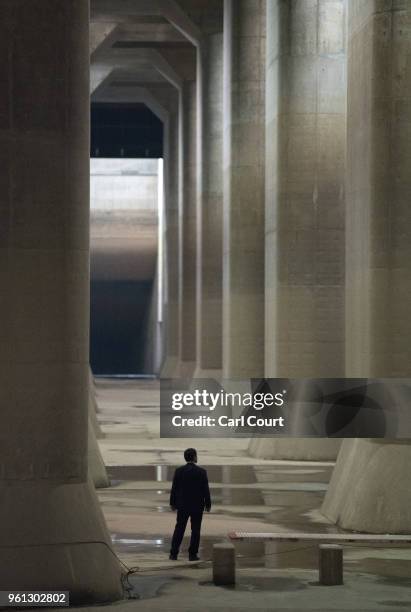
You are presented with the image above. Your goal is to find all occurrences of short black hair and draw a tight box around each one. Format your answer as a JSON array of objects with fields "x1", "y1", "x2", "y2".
[{"x1": 184, "y1": 448, "x2": 197, "y2": 462}]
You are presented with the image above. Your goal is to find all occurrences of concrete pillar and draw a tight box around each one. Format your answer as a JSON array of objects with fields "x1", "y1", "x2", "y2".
[
  {"x1": 249, "y1": 0, "x2": 346, "y2": 461},
  {"x1": 88, "y1": 373, "x2": 109, "y2": 489},
  {"x1": 213, "y1": 543, "x2": 236, "y2": 585},
  {"x1": 0, "y1": 1, "x2": 122, "y2": 600},
  {"x1": 345, "y1": 0, "x2": 411, "y2": 379},
  {"x1": 178, "y1": 81, "x2": 197, "y2": 379},
  {"x1": 319, "y1": 545, "x2": 343, "y2": 585},
  {"x1": 323, "y1": 439, "x2": 411, "y2": 533},
  {"x1": 161, "y1": 109, "x2": 180, "y2": 377},
  {"x1": 322, "y1": 1, "x2": 411, "y2": 532},
  {"x1": 222, "y1": 0, "x2": 266, "y2": 378},
  {"x1": 194, "y1": 35, "x2": 224, "y2": 380}
]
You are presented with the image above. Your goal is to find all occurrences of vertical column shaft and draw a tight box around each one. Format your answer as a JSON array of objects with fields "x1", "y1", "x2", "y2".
[
  {"x1": 222, "y1": 0, "x2": 266, "y2": 378},
  {"x1": 162, "y1": 110, "x2": 180, "y2": 376},
  {"x1": 195, "y1": 34, "x2": 224, "y2": 377},
  {"x1": 178, "y1": 80, "x2": 197, "y2": 377},
  {"x1": 346, "y1": 0, "x2": 411, "y2": 378},
  {"x1": 249, "y1": 0, "x2": 346, "y2": 461},
  {"x1": 0, "y1": 1, "x2": 121, "y2": 600}
]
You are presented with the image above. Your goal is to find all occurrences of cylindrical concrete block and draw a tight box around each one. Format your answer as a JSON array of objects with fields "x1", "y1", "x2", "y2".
[
  {"x1": 319, "y1": 544, "x2": 343, "y2": 586},
  {"x1": 0, "y1": 0, "x2": 122, "y2": 602},
  {"x1": 213, "y1": 543, "x2": 236, "y2": 585}
]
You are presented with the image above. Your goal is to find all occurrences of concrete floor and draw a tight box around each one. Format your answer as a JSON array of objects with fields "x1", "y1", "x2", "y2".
[{"x1": 84, "y1": 379, "x2": 411, "y2": 610}]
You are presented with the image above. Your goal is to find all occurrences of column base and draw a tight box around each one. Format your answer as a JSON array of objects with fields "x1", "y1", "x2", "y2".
[
  {"x1": 160, "y1": 355, "x2": 180, "y2": 379},
  {"x1": 176, "y1": 360, "x2": 196, "y2": 381},
  {"x1": 89, "y1": 389, "x2": 104, "y2": 439},
  {"x1": 322, "y1": 439, "x2": 411, "y2": 533},
  {"x1": 88, "y1": 417, "x2": 110, "y2": 489},
  {"x1": 192, "y1": 367, "x2": 222, "y2": 383},
  {"x1": 0, "y1": 477, "x2": 123, "y2": 603},
  {"x1": 248, "y1": 438, "x2": 342, "y2": 461}
]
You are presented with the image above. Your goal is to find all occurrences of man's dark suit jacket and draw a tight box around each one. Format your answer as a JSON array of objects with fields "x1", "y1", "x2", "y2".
[{"x1": 170, "y1": 463, "x2": 211, "y2": 512}]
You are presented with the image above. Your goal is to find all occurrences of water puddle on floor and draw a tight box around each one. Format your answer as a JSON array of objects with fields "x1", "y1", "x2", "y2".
[
  {"x1": 200, "y1": 575, "x2": 308, "y2": 592},
  {"x1": 111, "y1": 531, "x2": 320, "y2": 570},
  {"x1": 105, "y1": 464, "x2": 411, "y2": 581},
  {"x1": 107, "y1": 464, "x2": 258, "y2": 484},
  {"x1": 126, "y1": 574, "x2": 184, "y2": 601}
]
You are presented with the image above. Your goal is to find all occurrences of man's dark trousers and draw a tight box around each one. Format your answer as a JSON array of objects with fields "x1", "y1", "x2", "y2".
[{"x1": 170, "y1": 509, "x2": 203, "y2": 557}]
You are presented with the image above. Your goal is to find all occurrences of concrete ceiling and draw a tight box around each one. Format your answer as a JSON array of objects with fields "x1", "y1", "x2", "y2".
[
  {"x1": 90, "y1": 0, "x2": 203, "y2": 102},
  {"x1": 89, "y1": 1, "x2": 221, "y2": 284}
]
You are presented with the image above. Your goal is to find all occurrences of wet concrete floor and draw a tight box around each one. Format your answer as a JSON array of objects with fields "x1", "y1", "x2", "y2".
[
  {"x1": 99, "y1": 463, "x2": 411, "y2": 579},
  {"x1": 92, "y1": 378, "x2": 411, "y2": 610}
]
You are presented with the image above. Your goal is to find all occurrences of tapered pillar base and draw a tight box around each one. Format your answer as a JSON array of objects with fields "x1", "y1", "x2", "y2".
[
  {"x1": 160, "y1": 356, "x2": 180, "y2": 379},
  {"x1": 322, "y1": 439, "x2": 411, "y2": 533},
  {"x1": 176, "y1": 360, "x2": 196, "y2": 381},
  {"x1": 192, "y1": 367, "x2": 222, "y2": 383},
  {"x1": 89, "y1": 384, "x2": 104, "y2": 439},
  {"x1": 0, "y1": 477, "x2": 123, "y2": 604},
  {"x1": 248, "y1": 438, "x2": 342, "y2": 461},
  {"x1": 88, "y1": 417, "x2": 110, "y2": 489}
]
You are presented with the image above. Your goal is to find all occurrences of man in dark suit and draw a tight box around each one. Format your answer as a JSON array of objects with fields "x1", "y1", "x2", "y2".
[{"x1": 169, "y1": 448, "x2": 211, "y2": 561}]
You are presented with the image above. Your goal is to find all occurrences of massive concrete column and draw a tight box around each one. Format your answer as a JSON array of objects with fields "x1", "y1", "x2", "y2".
[
  {"x1": 265, "y1": 0, "x2": 346, "y2": 378},
  {"x1": 322, "y1": 0, "x2": 411, "y2": 532},
  {"x1": 0, "y1": 1, "x2": 122, "y2": 600},
  {"x1": 222, "y1": 0, "x2": 266, "y2": 378},
  {"x1": 195, "y1": 35, "x2": 224, "y2": 379},
  {"x1": 344, "y1": 0, "x2": 411, "y2": 378},
  {"x1": 178, "y1": 80, "x2": 197, "y2": 378},
  {"x1": 250, "y1": 0, "x2": 346, "y2": 461},
  {"x1": 161, "y1": 109, "x2": 180, "y2": 377}
]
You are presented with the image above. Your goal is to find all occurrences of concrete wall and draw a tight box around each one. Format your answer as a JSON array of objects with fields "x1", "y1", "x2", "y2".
[
  {"x1": 91, "y1": 159, "x2": 158, "y2": 211},
  {"x1": 90, "y1": 159, "x2": 160, "y2": 374},
  {"x1": 90, "y1": 158, "x2": 159, "y2": 283}
]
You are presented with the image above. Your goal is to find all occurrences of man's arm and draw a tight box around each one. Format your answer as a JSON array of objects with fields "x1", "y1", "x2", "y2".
[
  {"x1": 204, "y1": 470, "x2": 211, "y2": 512},
  {"x1": 170, "y1": 469, "x2": 179, "y2": 510}
]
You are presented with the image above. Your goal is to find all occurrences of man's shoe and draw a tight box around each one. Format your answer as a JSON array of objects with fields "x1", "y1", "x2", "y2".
[
  {"x1": 189, "y1": 554, "x2": 200, "y2": 561},
  {"x1": 169, "y1": 553, "x2": 178, "y2": 560}
]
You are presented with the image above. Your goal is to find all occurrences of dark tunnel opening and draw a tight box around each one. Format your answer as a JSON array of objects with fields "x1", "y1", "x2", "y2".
[{"x1": 90, "y1": 279, "x2": 153, "y2": 375}]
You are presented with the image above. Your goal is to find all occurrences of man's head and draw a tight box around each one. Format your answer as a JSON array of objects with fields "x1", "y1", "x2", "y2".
[{"x1": 184, "y1": 448, "x2": 197, "y2": 463}]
